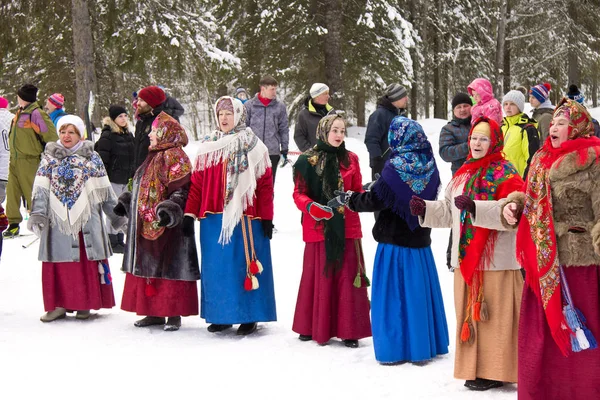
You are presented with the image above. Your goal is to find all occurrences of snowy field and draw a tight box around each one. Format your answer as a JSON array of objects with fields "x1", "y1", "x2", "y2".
[{"x1": 3, "y1": 107, "x2": 598, "y2": 399}]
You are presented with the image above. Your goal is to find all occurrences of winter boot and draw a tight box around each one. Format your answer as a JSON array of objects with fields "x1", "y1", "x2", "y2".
[
  {"x1": 343, "y1": 339, "x2": 359, "y2": 348},
  {"x1": 40, "y1": 307, "x2": 67, "y2": 322},
  {"x1": 108, "y1": 234, "x2": 124, "y2": 254},
  {"x1": 464, "y1": 378, "x2": 504, "y2": 391},
  {"x1": 134, "y1": 316, "x2": 165, "y2": 327},
  {"x1": 298, "y1": 334, "x2": 312, "y2": 342},
  {"x1": 207, "y1": 324, "x2": 232, "y2": 333},
  {"x1": 236, "y1": 322, "x2": 257, "y2": 336},
  {"x1": 75, "y1": 310, "x2": 91, "y2": 320},
  {"x1": 3, "y1": 224, "x2": 19, "y2": 238},
  {"x1": 164, "y1": 316, "x2": 182, "y2": 331},
  {"x1": 117, "y1": 232, "x2": 126, "y2": 247}
]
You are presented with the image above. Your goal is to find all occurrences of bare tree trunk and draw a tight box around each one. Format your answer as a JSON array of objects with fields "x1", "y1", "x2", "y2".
[
  {"x1": 409, "y1": 0, "x2": 419, "y2": 119},
  {"x1": 592, "y1": 61, "x2": 598, "y2": 107},
  {"x1": 71, "y1": 0, "x2": 99, "y2": 128},
  {"x1": 568, "y1": 48, "x2": 580, "y2": 87},
  {"x1": 323, "y1": 0, "x2": 344, "y2": 109},
  {"x1": 422, "y1": 14, "x2": 430, "y2": 119},
  {"x1": 495, "y1": 0, "x2": 508, "y2": 98},
  {"x1": 503, "y1": 39, "x2": 511, "y2": 94},
  {"x1": 433, "y1": 0, "x2": 447, "y2": 119},
  {"x1": 356, "y1": 86, "x2": 366, "y2": 126}
]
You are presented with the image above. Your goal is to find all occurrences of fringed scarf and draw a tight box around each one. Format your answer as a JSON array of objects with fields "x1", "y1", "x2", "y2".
[
  {"x1": 516, "y1": 98, "x2": 600, "y2": 355},
  {"x1": 33, "y1": 140, "x2": 113, "y2": 238},
  {"x1": 372, "y1": 117, "x2": 440, "y2": 230},
  {"x1": 136, "y1": 112, "x2": 191, "y2": 240},
  {"x1": 293, "y1": 114, "x2": 349, "y2": 273},
  {"x1": 451, "y1": 117, "x2": 523, "y2": 344},
  {"x1": 193, "y1": 96, "x2": 270, "y2": 244}
]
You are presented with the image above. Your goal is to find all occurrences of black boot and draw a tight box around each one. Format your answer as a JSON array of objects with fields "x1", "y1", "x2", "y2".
[
  {"x1": 464, "y1": 378, "x2": 503, "y2": 391},
  {"x1": 298, "y1": 334, "x2": 312, "y2": 341},
  {"x1": 164, "y1": 316, "x2": 181, "y2": 331},
  {"x1": 3, "y1": 223, "x2": 19, "y2": 238},
  {"x1": 207, "y1": 324, "x2": 232, "y2": 333},
  {"x1": 343, "y1": 339, "x2": 359, "y2": 348},
  {"x1": 237, "y1": 322, "x2": 257, "y2": 335},
  {"x1": 109, "y1": 234, "x2": 124, "y2": 254}
]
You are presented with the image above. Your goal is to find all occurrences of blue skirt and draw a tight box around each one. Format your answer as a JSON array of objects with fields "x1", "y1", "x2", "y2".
[
  {"x1": 371, "y1": 243, "x2": 449, "y2": 363},
  {"x1": 199, "y1": 214, "x2": 277, "y2": 324}
]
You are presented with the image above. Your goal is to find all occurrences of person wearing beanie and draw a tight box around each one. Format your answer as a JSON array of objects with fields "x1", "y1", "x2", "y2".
[
  {"x1": 133, "y1": 85, "x2": 180, "y2": 170},
  {"x1": 29, "y1": 115, "x2": 126, "y2": 323},
  {"x1": 439, "y1": 92, "x2": 473, "y2": 271},
  {"x1": 567, "y1": 84, "x2": 585, "y2": 104},
  {"x1": 294, "y1": 83, "x2": 334, "y2": 152},
  {"x1": 501, "y1": 90, "x2": 540, "y2": 177},
  {"x1": 95, "y1": 105, "x2": 135, "y2": 254},
  {"x1": 234, "y1": 87, "x2": 249, "y2": 104},
  {"x1": 44, "y1": 93, "x2": 67, "y2": 127},
  {"x1": 0, "y1": 97, "x2": 13, "y2": 204},
  {"x1": 365, "y1": 83, "x2": 408, "y2": 180},
  {"x1": 529, "y1": 83, "x2": 554, "y2": 142},
  {"x1": 245, "y1": 75, "x2": 289, "y2": 185},
  {"x1": 417, "y1": 117, "x2": 523, "y2": 391},
  {"x1": 467, "y1": 78, "x2": 503, "y2": 126},
  {"x1": 3, "y1": 84, "x2": 58, "y2": 238}
]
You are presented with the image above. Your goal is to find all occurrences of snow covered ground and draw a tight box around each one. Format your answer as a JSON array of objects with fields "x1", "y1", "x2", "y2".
[{"x1": 5, "y1": 105, "x2": 598, "y2": 399}]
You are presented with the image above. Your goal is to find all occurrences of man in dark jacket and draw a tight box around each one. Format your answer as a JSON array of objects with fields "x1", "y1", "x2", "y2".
[
  {"x1": 365, "y1": 83, "x2": 407, "y2": 179},
  {"x1": 133, "y1": 86, "x2": 181, "y2": 170},
  {"x1": 294, "y1": 83, "x2": 333, "y2": 152},
  {"x1": 439, "y1": 92, "x2": 472, "y2": 176},
  {"x1": 245, "y1": 75, "x2": 289, "y2": 183}
]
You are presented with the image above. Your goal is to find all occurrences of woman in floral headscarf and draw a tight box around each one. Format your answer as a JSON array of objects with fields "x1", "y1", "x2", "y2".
[
  {"x1": 331, "y1": 116, "x2": 447, "y2": 359},
  {"x1": 503, "y1": 98, "x2": 600, "y2": 400},
  {"x1": 292, "y1": 114, "x2": 371, "y2": 348},
  {"x1": 117, "y1": 112, "x2": 200, "y2": 332},
  {"x1": 410, "y1": 117, "x2": 523, "y2": 390},
  {"x1": 184, "y1": 96, "x2": 276, "y2": 336}
]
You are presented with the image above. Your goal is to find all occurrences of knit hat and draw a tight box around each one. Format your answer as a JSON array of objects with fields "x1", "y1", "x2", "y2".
[
  {"x1": 471, "y1": 121, "x2": 491, "y2": 138},
  {"x1": 57, "y1": 115, "x2": 86, "y2": 137},
  {"x1": 235, "y1": 87, "x2": 247, "y2": 95},
  {"x1": 17, "y1": 84, "x2": 38, "y2": 103},
  {"x1": 529, "y1": 83, "x2": 551, "y2": 103},
  {"x1": 385, "y1": 83, "x2": 407, "y2": 102},
  {"x1": 47, "y1": 93, "x2": 65, "y2": 109},
  {"x1": 109, "y1": 105, "x2": 128, "y2": 121},
  {"x1": 502, "y1": 90, "x2": 525, "y2": 112},
  {"x1": 138, "y1": 86, "x2": 167, "y2": 109},
  {"x1": 0, "y1": 97, "x2": 8, "y2": 109},
  {"x1": 310, "y1": 83, "x2": 329, "y2": 98},
  {"x1": 567, "y1": 84, "x2": 585, "y2": 104},
  {"x1": 451, "y1": 92, "x2": 472, "y2": 109}
]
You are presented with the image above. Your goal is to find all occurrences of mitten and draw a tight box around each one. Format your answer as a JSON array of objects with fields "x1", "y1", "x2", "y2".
[
  {"x1": 157, "y1": 210, "x2": 171, "y2": 227},
  {"x1": 307, "y1": 202, "x2": 334, "y2": 221},
  {"x1": 262, "y1": 220, "x2": 274, "y2": 239},
  {"x1": 327, "y1": 190, "x2": 354, "y2": 209},
  {"x1": 113, "y1": 202, "x2": 127, "y2": 217},
  {"x1": 114, "y1": 192, "x2": 132, "y2": 217},
  {"x1": 454, "y1": 195, "x2": 476, "y2": 214},
  {"x1": 409, "y1": 195, "x2": 426, "y2": 217},
  {"x1": 182, "y1": 215, "x2": 195, "y2": 237},
  {"x1": 362, "y1": 173, "x2": 380, "y2": 191},
  {"x1": 369, "y1": 156, "x2": 383, "y2": 169},
  {"x1": 281, "y1": 150, "x2": 288, "y2": 160},
  {"x1": 27, "y1": 214, "x2": 47, "y2": 237}
]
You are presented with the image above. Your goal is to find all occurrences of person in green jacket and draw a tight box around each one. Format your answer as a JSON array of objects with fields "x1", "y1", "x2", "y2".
[
  {"x1": 500, "y1": 90, "x2": 540, "y2": 178},
  {"x1": 3, "y1": 84, "x2": 58, "y2": 238}
]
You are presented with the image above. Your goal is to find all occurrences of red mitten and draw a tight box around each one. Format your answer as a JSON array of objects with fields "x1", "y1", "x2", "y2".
[
  {"x1": 308, "y1": 202, "x2": 334, "y2": 221},
  {"x1": 409, "y1": 195, "x2": 426, "y2": 217}
]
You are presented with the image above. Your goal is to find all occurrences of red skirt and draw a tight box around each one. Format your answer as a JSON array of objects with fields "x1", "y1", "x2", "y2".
[
  {"x1": 518, "y1": 265, "x2": 600, "y2": 400},
  {"x1": 42, "y1": 235, "x2": 115, "y2": 312},
  {"x1": 292, "y1": 240, "x2": 372, "y2": 344},
  {"x1": 121, "y1": 273, "x2": 199, "y2": 317}
]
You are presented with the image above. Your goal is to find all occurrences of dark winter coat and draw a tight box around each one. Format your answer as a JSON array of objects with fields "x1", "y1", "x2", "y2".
[
  {"x1": 163, "y1": 96, "x2": 185, "y2": 120},
  {"x1": 294, "y1": 97, "x2": 333, "y2": 152},
  {"x1": 95, "y1": 117, "x2": 135, "y2": 184},
  {"x1": 348, "y1": 190, "x2": 432, "y2": 248},
  {"x1": 133, "y1": 102, "x2": 179, "y2": 170},
  {"x1": 439, "y1": 116, "x2": 471, "y2": 176},
  {"x1": 245, "y1": 95, "x2": 289, "y2": 156},
  {"x1": 531, "y1": 107, "x2": 553, "y2": 142},
  {"x1": 364, "y1": 97, "x2": 402, "y2": 174}
]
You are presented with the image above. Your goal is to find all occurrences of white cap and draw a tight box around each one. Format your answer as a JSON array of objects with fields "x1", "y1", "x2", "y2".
[
  {"x1": 57, "y1": 115, "x2": 86, "y2": 138},
  {"x1": 502, "y1": 90, "x2": 525, "y2": 113},
  {"x1": 310, "y1": 83, "x2": 329, "y2": 98}
]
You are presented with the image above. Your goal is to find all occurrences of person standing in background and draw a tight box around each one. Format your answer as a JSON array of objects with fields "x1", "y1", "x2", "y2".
[
  {"x1": 529, "y1": 83, "x2": 554, "y2": 142},
  {"x1": 0, "y1": 97, "x2": 13, "y2": 204},
  {"x1": 44, "y1": 93, "x2": 67, "y2": 127},
  {"x1": 294, "y1": 83, "x2": 333, "y2": 152}
]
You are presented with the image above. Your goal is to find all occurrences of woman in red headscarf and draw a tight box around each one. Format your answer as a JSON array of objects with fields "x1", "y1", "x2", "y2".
[
  {"x1": 413, "y1": 117, "x2": 524, "y2": 390},
  {"x1": 502, "y1": 98, "x2": 600, "y2": 400}
]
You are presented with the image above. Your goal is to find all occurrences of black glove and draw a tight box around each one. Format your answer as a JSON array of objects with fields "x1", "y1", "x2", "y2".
[
  {"x1": 362, "y1": 173, "x2": 381, "y2": 191},
  {"x1": 113, "y1": 202, "x2": 127, "y2": 217},
  {"x1": 327, "y1": 190, "x2": 354, "y2": 209},
  {"x1": 157, "y1": 210, "x2": 171, "y2": 227},
  {"x1": 281, "y1": 150, "x2": 288, "y2": 160},
  {"x1": 262, "y1": 220, "x2": 274, "y2": 240},
  {"x1": 369, "y1": 156, "x2": 383, "y2": 169},
  {"x1": 182, "y1": 216, "x2": 195, "y2": 237}
]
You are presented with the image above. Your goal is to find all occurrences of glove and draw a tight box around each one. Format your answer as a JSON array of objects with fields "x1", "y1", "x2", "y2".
[
  {"x1": 157, "y1": 210, "x2": 171, "y2": 227},
  {"x1": 362, "y1": 173, "x2": 381, "y2": 191},
  {"x1": 369, "y1": 156, "x2": 383, "y2": 169},
  {"x1": 409, "y1": 195, "x2": 426, "y2": 217},
  {"x1": 182, "y1": 215, "x2": 195, "y2": 237},
  {"x1": 262, "y1": 220, "x2": 274, "y2": 239},
  {"x1": 327, "y1": 190, "x2": 354, "y2": 209},
  {"x1": 113, "y1": 202, "x2": 127, "y2": 217},
  {"x1": 454, "y1": 195, "x2": 476, "y2": 214},
  {"x1": 307, "y1": 202, "x2": 334, "y2": 221},
  {"x1": 281, "y1": 150, "x2": 288, "y2": 160},
  {"x1": 27, "y1": 214, "x2": 47, "y2": 237}
]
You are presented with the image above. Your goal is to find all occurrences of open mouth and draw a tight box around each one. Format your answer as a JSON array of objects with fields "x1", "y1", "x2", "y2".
[{"x1": 550, "y1": 134, "x2": 559, "y2": 140}]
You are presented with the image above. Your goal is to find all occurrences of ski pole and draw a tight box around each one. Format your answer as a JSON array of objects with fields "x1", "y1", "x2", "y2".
[{"x1": 22, "y1": 237, "x2": 39, "y2": 249}]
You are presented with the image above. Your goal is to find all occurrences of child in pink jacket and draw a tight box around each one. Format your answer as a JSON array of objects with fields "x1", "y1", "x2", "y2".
[{"x1": 467, "y1": 78, "x2": 502, "y2": 126}]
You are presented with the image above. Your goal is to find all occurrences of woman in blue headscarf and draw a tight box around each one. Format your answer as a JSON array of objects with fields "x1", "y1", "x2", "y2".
[{"x1": 329, "y1": 116, "x2": 449, "y2": 364}]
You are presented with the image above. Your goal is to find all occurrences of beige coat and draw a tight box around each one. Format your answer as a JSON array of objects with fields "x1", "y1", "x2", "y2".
[{"x1": 421, "y1": 182, "x2": 520, "y2": 271}]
